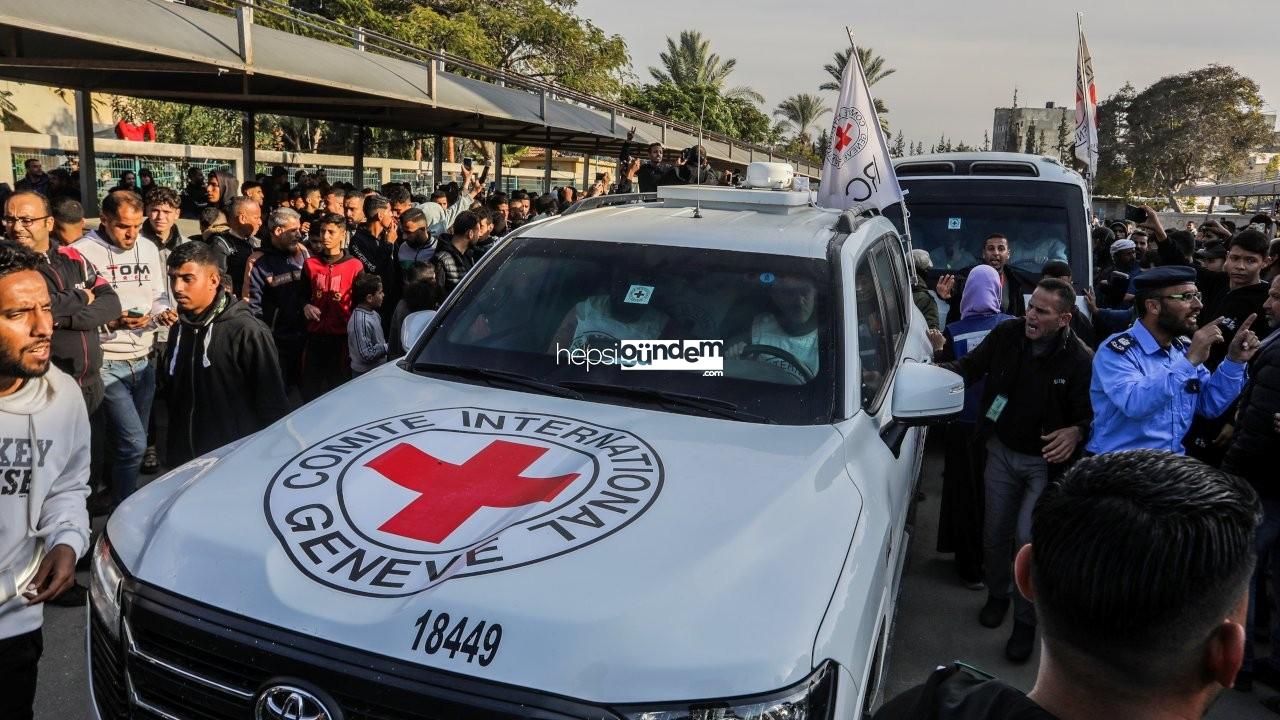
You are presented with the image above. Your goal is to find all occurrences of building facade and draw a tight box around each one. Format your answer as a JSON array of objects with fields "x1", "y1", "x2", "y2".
[{"x1": 991, "y1": 102, "x2": 1073, "y2": 155}]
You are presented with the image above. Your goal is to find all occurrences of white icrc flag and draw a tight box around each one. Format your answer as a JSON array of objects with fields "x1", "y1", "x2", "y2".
[
  {"x1": 816, "y1": 42, "x2": 903, "y2": 213},
  {"x1": 1073, "y1": 14, "x2": 1099, "y2": 183}
]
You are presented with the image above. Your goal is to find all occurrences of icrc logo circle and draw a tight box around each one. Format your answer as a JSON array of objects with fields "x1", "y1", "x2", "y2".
[
  {"x1": 826, "y1": 105, "x2": 870, "y2": 169},
  {"x1": 265, "y1": 408, "x2": 664, "y2": 597}
]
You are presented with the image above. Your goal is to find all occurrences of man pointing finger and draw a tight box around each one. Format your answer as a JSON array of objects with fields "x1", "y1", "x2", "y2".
[{"x1": 1088, "y1": 266, "x2": 1250, "y2": 454}]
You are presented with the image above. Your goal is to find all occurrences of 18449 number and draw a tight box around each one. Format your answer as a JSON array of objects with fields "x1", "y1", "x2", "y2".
[{"x1": 410, "y1": 610, "x2": 503, "y2": 666}]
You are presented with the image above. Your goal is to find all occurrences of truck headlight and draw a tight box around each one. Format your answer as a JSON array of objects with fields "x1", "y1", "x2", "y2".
[
  {"x1": 618, "y1": 663, "x2": 836, "y2": 720},
  {"x1": 89, "y1": 534, "x2": 125, "y2": 640}
]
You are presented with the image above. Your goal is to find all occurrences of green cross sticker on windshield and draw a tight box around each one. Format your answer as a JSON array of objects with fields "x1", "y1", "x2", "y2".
[{"x1": 625, "y1": 284, "x2": 655, "y2": 304}]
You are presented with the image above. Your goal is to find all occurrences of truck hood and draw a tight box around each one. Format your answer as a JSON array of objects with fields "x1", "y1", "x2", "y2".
[{"x1": 109, "y1": 364, "x2": 862, "y2": 702}]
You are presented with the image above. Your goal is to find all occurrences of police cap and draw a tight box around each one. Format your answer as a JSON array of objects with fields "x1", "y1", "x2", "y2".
[{"x1": 1132, "y1": 265, "x2": 1197, "y2": 292}]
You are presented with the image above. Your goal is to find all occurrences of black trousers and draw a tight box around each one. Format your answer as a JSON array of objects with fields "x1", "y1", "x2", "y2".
[
  {"x1": 0, "y1": 629, "x2": 43, "y2": 720},
  {"x1": 936, "y1": 422, "x2": 985, "y2": 583},
  {"x1": 301, "y1": 334, "x2": 350, "y2": 402}
]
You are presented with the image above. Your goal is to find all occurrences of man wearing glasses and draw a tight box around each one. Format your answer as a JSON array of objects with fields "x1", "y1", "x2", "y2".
[
  {"x1": 1088, "y1": 265, "x2": 1261, "y2": 454},
  {"x1": 2, "y1": 191, "x2": 121, "y2": 414}
]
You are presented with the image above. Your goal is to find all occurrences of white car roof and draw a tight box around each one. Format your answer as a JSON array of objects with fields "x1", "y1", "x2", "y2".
[
  {"x1": 894, "y1": 151, "x2": 1088, "y2": 189},
  {"x1": 515, "y1": 188, "x2": 853, "y2": 259}
]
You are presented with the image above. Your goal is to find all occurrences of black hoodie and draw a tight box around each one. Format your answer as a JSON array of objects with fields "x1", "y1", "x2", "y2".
[
  {"x1": 875, "y1": 664, "x2": 1057, "y2": 720},
  {"x1": 162, "y1": 292, "x2": 289, "y2": 467},
  {"x1": 35, "y1": 239, "x2": 122, "y2": 390}
]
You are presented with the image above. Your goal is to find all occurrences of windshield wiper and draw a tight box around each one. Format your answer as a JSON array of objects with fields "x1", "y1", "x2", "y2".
[
  {"x1": 557, "y1": 381, "x2": 775, "y2": 424},
  {"x1": 413, "y1": 362, "x2": 583, "y2": 400}
]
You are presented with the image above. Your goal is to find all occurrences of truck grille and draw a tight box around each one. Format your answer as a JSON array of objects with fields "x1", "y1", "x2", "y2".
[{"x1": 91, "y1": 580, "x2": 615, "y2": 720}]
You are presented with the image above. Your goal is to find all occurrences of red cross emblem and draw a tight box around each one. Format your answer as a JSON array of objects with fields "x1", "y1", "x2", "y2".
[
  {"x1": 834, "y1": 122, "x2": 855, "y2": 152},
  {"x1": 365, "y1": 440, "x2": 579, "y2": 544}
]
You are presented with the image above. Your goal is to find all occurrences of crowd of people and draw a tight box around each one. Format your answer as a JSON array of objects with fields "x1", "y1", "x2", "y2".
[
  {"x1": 3, "y1": 140, "x2": 1280, "y2": 718},
  {"x1": 902, "y1": 207, "x2": 1280, "y2": 691}
]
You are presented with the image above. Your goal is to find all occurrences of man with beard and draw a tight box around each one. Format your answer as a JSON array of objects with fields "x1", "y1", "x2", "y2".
[
  {"x1": 163, "y1": 241, "x2": 288, "y2": 466},
  {"x1": 727, "y1": 274, "x2": 822, "y2": 382},
  {"x1": 617, "y1": 127, "x2": 679, "y2": 193},
  {"x1": 0, "y1": 244, "x2": 91, "y2": 720},
  {"x1": 14, "y1": 158, "x2": 49, "y2": 196},
  {"x1": 1088, "y1": 266, "x2": 1260, "y2": 455},
  {"x1": 4, "y1": 191, "x2": 119, "y2": 411},
  {"x1": 938, "y1": 234, "x2": 1028, "y2": 325}
]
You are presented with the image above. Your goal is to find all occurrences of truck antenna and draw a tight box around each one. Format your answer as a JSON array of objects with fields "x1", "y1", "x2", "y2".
[{"x1": 694, "y1": 89, "x2": 706, "y2": 219}]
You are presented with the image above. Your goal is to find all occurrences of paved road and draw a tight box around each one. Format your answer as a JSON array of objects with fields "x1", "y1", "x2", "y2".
[{"x1": 35, "y1": 443, "x2": 1279, "y2": 718}]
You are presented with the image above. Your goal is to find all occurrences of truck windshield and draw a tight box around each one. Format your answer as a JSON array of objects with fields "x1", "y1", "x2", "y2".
[
  {"x1": 886, "y1": 178, "x2": 1090, "y2": 285},
  {"x1": 411, "y1": 237, "x2": 838, "y2": 425}
]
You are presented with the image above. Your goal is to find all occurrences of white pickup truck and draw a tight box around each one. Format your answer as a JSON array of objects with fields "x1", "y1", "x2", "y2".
[{"x1": 89, "y1": 167, "x2": 963, "y2": 720}]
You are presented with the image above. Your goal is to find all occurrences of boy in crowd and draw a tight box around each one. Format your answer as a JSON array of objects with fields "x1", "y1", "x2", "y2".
[
  {"x1": 347, "y1": 272, "x2": 388, "y2": 377},
  {"x1": 300, "y1": 214, "x2": 363, "y2": 400}
]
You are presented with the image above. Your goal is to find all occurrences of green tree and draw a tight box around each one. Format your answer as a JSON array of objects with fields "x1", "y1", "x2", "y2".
[
  {"x1": 1056, "y1": 113, "x2": 1073, "y2": 165},
  {"x1": 982, "y1": 130, "x2": 990, "y2": 152},
  {"x1": 623, "y1": 83, "x2": 770, "y2": 144},
  {"x1": 820, "y1": 46, "x2": 895, "y2": 117},
  {"x1": 891, "y1": 130, "x2": 906, "y2": 157},
  {"x1": 648, "y1": 30, "x2": 763, "y2": 103},
  {"x1": 773, "y1": 94, "x2": 830, "y2": 145},
  {"x1": 1124, "y1": 65, "x2": 1271, "y2": 209},
  {"x1": 1094, "y1": 82, "x2": 1137, "y2": 196}
]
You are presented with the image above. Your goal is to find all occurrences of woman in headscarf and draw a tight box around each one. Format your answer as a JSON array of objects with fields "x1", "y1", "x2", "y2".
[{"x1": 928, "y1": 264, "x2": 1015, "y2": 590}]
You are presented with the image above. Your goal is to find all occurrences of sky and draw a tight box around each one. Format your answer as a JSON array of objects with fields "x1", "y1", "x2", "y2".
[{"x1": 575, "y1": 0, "x2": 1278, "y2": 147}]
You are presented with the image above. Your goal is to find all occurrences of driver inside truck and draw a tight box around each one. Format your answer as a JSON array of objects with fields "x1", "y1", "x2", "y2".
[{"x1": 726, "y1": 272, "x2": 820, "y2": 382}]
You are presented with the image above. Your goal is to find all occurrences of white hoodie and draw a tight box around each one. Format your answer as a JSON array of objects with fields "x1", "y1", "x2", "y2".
[
  {"x1": 72, "y1": 229, "x2": 168, "y2": 360},
  {"x1": 0, "y1": 366, "x2": 91, "y2": 640}
]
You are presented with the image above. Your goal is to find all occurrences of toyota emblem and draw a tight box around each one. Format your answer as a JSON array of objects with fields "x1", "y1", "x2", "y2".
[{"x1": 255, "y1": 684, "x2": 340, "y2": 720}]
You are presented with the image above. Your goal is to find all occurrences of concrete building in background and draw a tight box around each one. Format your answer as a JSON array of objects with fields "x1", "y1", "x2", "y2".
[{"x1": 992, "y1": 102, "x2": 1073, "y2": 155}]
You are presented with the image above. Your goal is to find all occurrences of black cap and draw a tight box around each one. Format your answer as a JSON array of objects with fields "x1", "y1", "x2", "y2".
[
  {"x1": 1194, "y1": 242, "x2": 1227, "y2": 260},
  {"x1": 1133, "y1": 265, "x2": 1197, "y2": 292}
]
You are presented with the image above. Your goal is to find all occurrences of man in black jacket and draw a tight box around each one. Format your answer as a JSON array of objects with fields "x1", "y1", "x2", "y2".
[
  {"x1": 939, "y1": 234, "x2": 1030, "y2": 325},
  {"x1": 203, "y1": 195, "x2": 261, "y2": 297},
  {"x1": 616, "y1": 127, "x2": 679, "y2": 193},
  {"x1": 937, "y1": 278, "x2": 1093, "y2": 663},
  {"x1": 1224, "y1": 274, "x2": 1280, "y2": 690},
  {"x1": 164, "y1": 241, "x2": 288, "y2": 466},
  {"x1": 244, "y1": 207, "x2": 309, "y2": 396},
  {"x1": 4, "y1": 190, "x2": 120, "y2": 411}
]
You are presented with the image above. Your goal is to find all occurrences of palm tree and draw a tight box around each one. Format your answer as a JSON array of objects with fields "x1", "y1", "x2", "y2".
[
  {"x1": 649, "y1": 30, "x2": 764, "y2": 103},
  {"x1": 773, "y1": 94, "x2": 831, "y2": 144},
  {"x1": 820, "y1": 47, "x2": 895, "y2": 117}
]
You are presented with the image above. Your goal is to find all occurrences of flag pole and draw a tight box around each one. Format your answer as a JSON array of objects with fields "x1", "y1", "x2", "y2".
[{"x1": 845, "y1": 26, "x2": 917, "y2": 272}]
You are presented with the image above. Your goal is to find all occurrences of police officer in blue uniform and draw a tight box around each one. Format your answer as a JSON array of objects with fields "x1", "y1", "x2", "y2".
[{"x1": 1088, "y1": 265, "x2": 1262, "y2": 454}]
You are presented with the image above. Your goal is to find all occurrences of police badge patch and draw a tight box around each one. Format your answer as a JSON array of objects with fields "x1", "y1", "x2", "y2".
[{"x1": 1107, "y1": 334, "x2": 1134, "y2": 353}]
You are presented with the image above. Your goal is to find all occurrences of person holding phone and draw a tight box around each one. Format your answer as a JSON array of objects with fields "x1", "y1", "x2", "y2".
[{"x1": 72, "y1": 191, "x2": 174, "y2": 508}]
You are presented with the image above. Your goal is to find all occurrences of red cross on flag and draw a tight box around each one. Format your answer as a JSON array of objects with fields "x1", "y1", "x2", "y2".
[{"x1": 816, "y1": 39, "x2": 903, "y2": 214}]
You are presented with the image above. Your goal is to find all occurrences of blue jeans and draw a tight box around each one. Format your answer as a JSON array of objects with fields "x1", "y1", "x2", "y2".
[
  {"x1": 100, "y1": 357, "x2": 156, "y2": 504},
  {"x1": 1245, "y1": 497, "x2": 1280, "y2": 672}
]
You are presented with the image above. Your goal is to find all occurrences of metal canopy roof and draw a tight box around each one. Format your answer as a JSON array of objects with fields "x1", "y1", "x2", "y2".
[{"x1": 0, "y1": 0, "x2": 818, "y2": 176}]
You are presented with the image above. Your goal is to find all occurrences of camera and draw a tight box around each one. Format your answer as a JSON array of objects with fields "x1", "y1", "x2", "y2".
[{"x1": 681, "y1": 145, "x2": 704, "y2": 165}]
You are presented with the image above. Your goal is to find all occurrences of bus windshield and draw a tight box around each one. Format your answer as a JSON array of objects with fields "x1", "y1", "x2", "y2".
[{"x1": 885, "y1": 178, "x2": 1090, "y2": 286}]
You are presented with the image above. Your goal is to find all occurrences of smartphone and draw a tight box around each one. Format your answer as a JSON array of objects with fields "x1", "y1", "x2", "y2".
[
  {"x1": 462, "y1": 157, "x2": 473, "y2": 171},
  {"x1": 126, "y1": 308, "x2": 147, "y2": 319},
  {"x1": 595, "y1": 172, "x2": 607, "y2": 182},
  {"x1": 1124, "y1": 204, "x2": 1148, "y2": 223}
]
